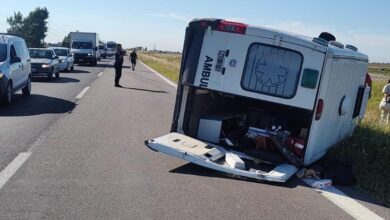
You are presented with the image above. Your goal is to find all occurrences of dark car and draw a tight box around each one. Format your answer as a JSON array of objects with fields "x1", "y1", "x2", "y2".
[
  {"x1": 29, "y1": 48, "x2": 60, "y2": 80},
  {"x1": 98, "y1": 44, "x2": 107, "y2": 59}
]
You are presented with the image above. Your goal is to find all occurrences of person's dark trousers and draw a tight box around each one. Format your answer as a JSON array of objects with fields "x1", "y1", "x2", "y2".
[
  {"x1": 114, "y1": 65, "x2": 122, "y2": 85},
  {"x1": 131, "y1": 60, "x2": 136, "y2": 71}
]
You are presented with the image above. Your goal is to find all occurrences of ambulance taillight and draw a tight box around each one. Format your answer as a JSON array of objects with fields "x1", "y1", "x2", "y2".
[{"x1": 216, "y1": 20, "x2": 247, "y2": 35}]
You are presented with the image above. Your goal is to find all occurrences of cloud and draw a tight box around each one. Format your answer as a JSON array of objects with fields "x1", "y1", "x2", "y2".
[
  {"x1": 146, "y1": 12, "x2": 190, "y2": 23},
  {"x1": 264, "y1": 21, "x2": 335, "y2": 38},
  {"x1": 338, "y1": 32, "x2": 390, "y2": 63},
  {"x1": 263, "y1": 21, "x2": 390, "y2": 63},
  {"x1": 168, "y1": 13, "x2": 190, "y2": 23}
]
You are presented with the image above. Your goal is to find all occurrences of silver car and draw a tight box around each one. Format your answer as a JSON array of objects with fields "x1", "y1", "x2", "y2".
[
  {"x1": 49, "y1": 47, "x2": 74, "y2": 72},
  {"x1": 29, "y1": 48, "x2": 60, "y2": 80}
]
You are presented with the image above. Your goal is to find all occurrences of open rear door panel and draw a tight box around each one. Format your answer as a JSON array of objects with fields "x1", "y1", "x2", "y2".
[{"x1": 145, "y1": 133, "x2": 298, "y2": 182}]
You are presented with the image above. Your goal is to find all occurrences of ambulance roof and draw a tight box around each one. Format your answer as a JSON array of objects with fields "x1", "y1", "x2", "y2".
[{"x1": 246, "y1": 25, "x2": 368, "y2": 61}]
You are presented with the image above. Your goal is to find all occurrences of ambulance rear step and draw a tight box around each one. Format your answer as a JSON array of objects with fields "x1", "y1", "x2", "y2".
[{"x1": 145, "y1": 133, "x2": 298, "y2": 182}]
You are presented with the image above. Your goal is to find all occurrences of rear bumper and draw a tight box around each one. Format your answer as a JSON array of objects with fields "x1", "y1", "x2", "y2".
[
  {"x1": 32, "y1": 69, "x2": 52, "y2": 77},
  {"x1": 32, "y1": 72, "x2": 51, "y2": 77}
]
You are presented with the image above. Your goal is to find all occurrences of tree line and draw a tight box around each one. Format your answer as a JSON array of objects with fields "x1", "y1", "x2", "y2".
[{"x1": 5, "y1": 7, "x2": 69, "y2": 48}]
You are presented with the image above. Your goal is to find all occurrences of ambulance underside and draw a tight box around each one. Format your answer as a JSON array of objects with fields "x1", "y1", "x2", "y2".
[{"x1": 146, "y1": 87, "x2": 314, "y2": 182}]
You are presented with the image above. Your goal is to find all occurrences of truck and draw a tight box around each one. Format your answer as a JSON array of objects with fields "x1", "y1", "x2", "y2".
[
  {"x1": 70, "y1": 32, "x2": 100, "y2": 66},
  {"x1": 106, "y1": 41, "x2": 117, "y2": 57},
  {"x1": 145, "y1": 19, "x2": 370, "y2": 183}
]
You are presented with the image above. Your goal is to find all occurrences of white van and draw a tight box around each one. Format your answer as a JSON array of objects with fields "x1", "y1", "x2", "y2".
[
  {"x1": 0, "y1": 34, "x2": 32, "y2": 105},
  {"x1": 145, "y1": 19, "x2": 370, "y2": 182}
]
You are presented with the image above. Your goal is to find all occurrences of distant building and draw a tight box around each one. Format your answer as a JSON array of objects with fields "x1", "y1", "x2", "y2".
[{"x1": 128, "y1": 46, "x2": 143, "y2": 51}]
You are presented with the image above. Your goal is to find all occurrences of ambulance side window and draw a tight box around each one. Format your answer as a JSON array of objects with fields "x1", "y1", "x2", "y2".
[{"x1": 241, "y1": 43, "x2": 303, "y2": 99}]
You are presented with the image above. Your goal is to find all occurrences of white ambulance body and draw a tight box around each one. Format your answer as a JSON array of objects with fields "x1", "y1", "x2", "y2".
[{"x1": 145, "y1": 19, "x2": 369, "y2": 182}]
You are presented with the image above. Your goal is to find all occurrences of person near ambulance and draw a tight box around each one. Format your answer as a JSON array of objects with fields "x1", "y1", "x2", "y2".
[{"x1": 380, "y1": 79, "x2": 390, "y2": 124}]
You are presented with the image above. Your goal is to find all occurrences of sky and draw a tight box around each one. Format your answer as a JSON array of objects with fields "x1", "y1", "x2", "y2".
[{"x1": 0, "y1": 0, "x2": 389, "y2": 62}]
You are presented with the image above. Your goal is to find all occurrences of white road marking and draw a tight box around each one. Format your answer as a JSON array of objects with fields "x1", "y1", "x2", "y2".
[
  {"x1": 303, "y1": 179, "x2": 384, "y2": 220},
  {"x1": 75, "y1": 86, "x2": 90, "y2": 99},
  {"x1": 98, "y1": 72, "x2": 103, "y2": 77},
  {"x1": 0, "y1": 152, "x2": 31, "y2": 190},
  {"x1": 139, "y1": 61, "x2": 177, "y2": 88}
]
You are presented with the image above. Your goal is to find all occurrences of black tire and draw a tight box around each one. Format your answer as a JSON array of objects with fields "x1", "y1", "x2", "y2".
[
  {"x1": 22, "y1": 76, "x2": 31, "y2": 96},
  {"x1": 55, "y1": 71, "x2": 60, "y2": 78},
  {"x1": 70, "y1": 65, "x2": 74, "y2": 71},
  {"x1": 1, "y1": 82, "x2": 13, "y2": 105},
  {"x1": 48, "y1": 71, "x2": 53, "y2": 81}
]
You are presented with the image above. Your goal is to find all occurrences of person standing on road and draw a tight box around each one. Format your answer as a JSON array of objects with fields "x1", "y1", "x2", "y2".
[
  {"x1": 379, "y1": 79, "x2": 390, "y2": 124},
  {"x1": 130, "y1": 49, "x2": 138, "y2": 71},
  {"x1": 114, "y1": 44, "x2": 125, "y2": 87}
]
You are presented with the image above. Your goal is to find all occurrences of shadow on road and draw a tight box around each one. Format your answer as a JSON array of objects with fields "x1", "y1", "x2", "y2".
[
  {"x1": 33, "y1": 77, "x2": 80, "y2": 83},
  {"x1": 0, "y1": 94, "x2": 75, "y2": 116},
  {"x1": 129, "y1": 72, "x2": 176, "y2": 89},
  {"x1": 170, "y1": 163, "x2": 301, "y2": 189},
  {"x1": 96, "y1": 63, "x2": 113, "y2": 68},
  {"x1": 67, "y1": 69, "x2": 90, "y2": 74},
  {"x1": 119, "y1": 86, "x2": 168, "y2": 94}
]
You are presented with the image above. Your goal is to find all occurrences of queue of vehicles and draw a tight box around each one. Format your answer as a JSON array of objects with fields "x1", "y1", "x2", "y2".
[{"x1": 0, "y1": 32, "x2": 118, "y2": 105}]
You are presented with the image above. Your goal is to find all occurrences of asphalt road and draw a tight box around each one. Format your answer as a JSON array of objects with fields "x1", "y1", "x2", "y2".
[
  {"x1": 0, "y1": 58, "x2": 388, "y2": 219},
  {"x1": 0, "y1": 60, "x2": 109, "y2": 171}
]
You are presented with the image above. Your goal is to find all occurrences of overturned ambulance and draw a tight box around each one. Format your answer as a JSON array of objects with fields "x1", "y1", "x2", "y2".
[{"x1": 145, "y1": 19, "x2": 370, "y2": 182}]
